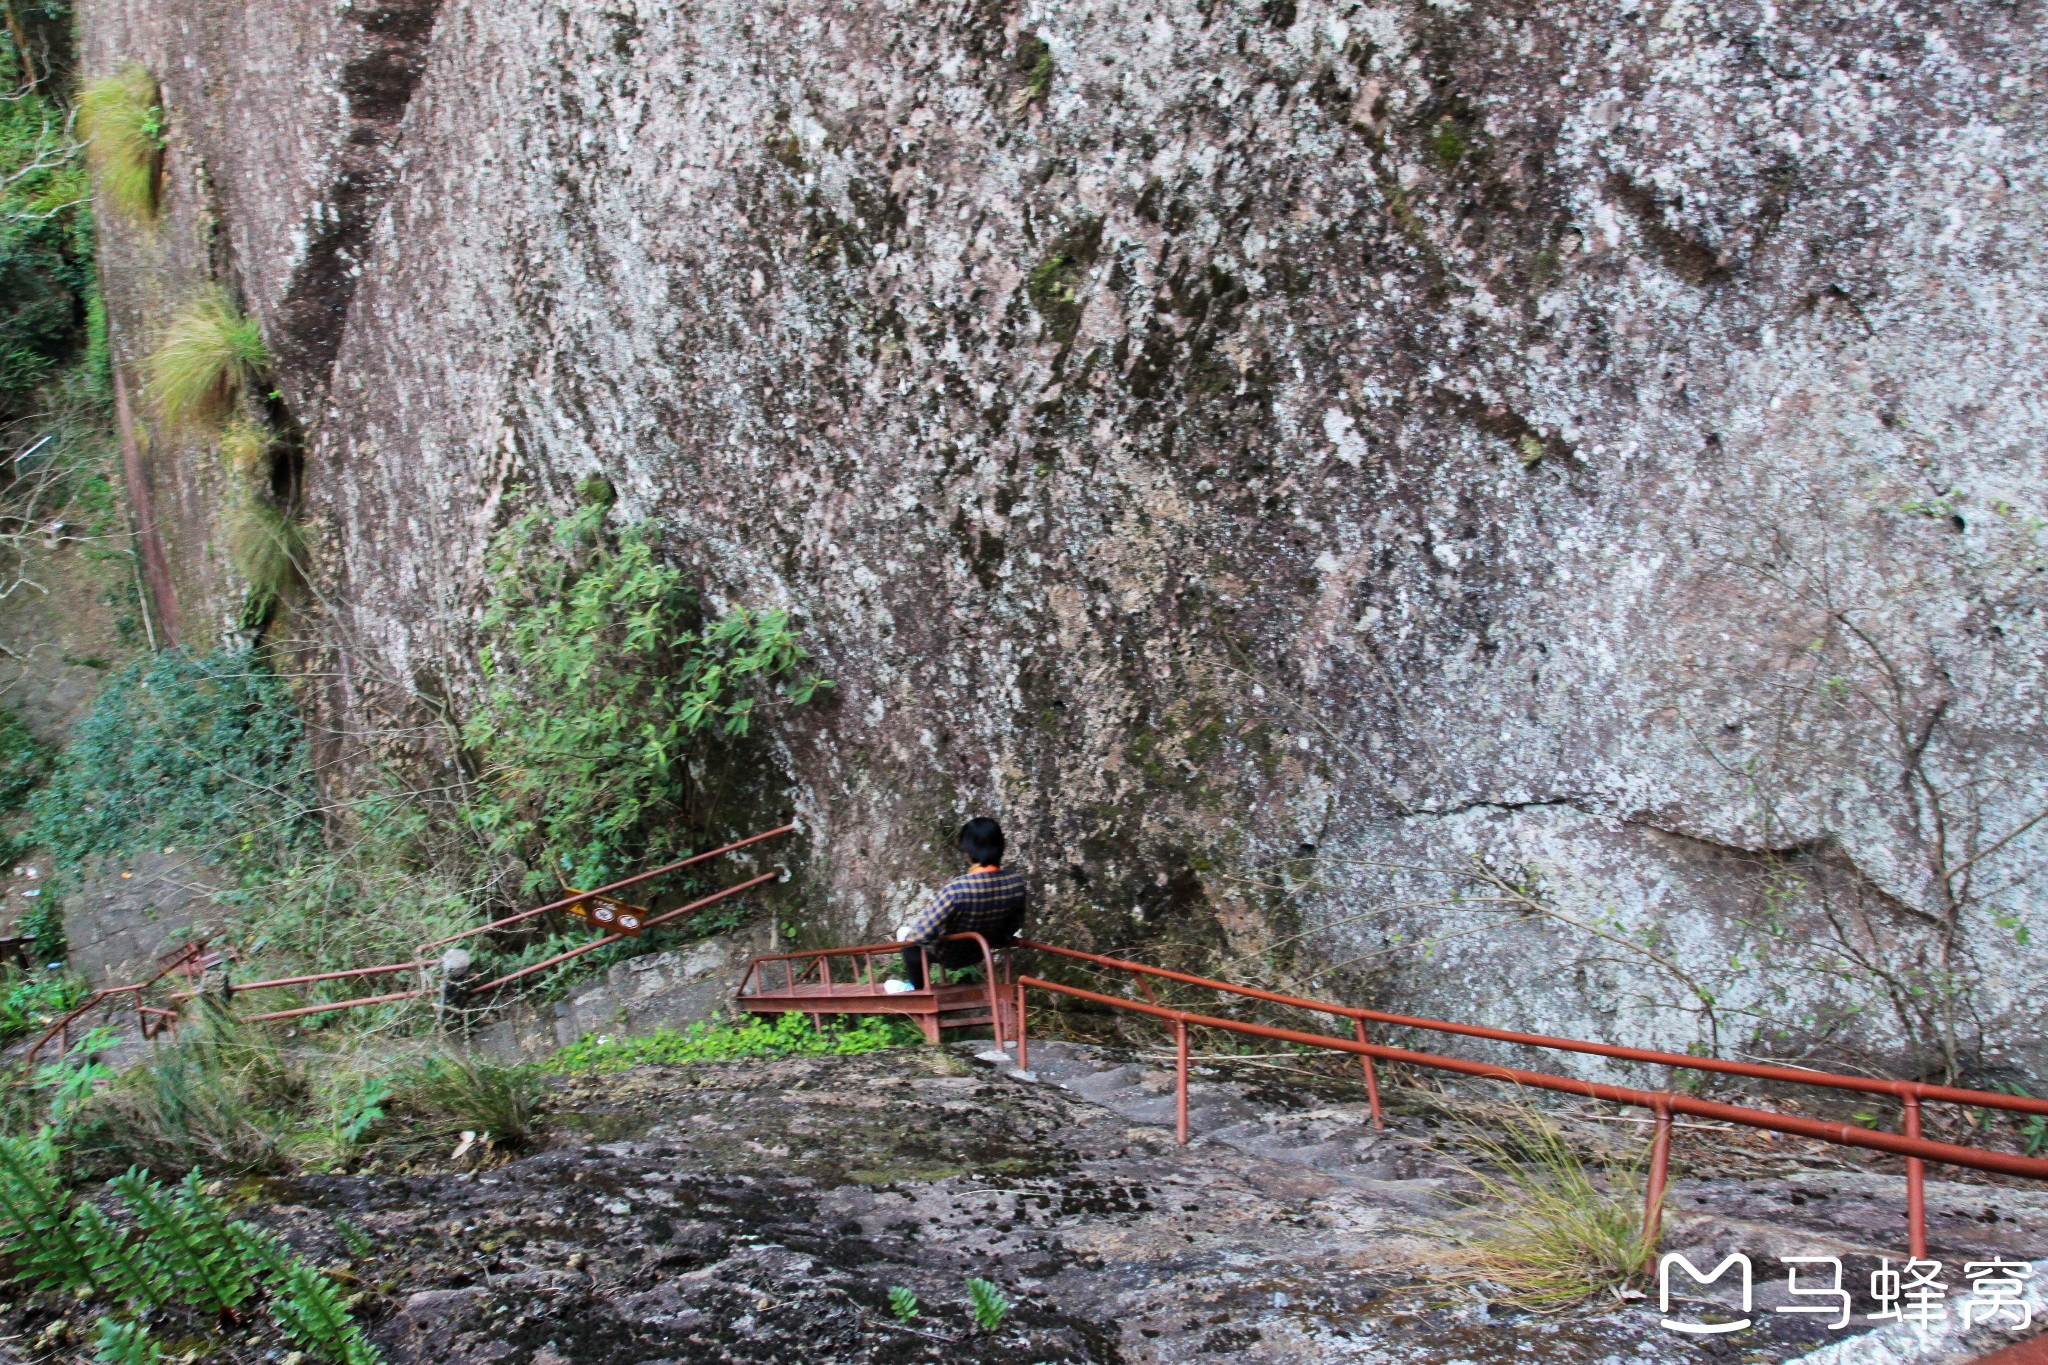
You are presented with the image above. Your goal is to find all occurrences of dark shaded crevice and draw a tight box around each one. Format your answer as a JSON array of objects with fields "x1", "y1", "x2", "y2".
[
  {"x1": 1605, "y1": 170, "x2": 1731, "y2": 287},
  {"x1": 270, "y1": 0, "x2": 445, "y2": 393},
  {"x1": 1393, "y1": 795, "x2": 1603, "y2": 821}
]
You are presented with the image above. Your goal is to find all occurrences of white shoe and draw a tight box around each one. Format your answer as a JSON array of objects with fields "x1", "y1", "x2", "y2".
[{"x1": 881, "y1": 979, "x2": 916, "y2": 995}]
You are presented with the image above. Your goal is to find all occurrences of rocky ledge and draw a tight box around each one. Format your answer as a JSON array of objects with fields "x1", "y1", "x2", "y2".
[{"x1": 82, "y1": 1041, "x2": 2010, "y2": 1365}]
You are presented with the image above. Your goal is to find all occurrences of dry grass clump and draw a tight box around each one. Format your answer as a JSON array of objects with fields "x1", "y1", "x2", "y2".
[
  {"x1": 1439, "y1": 1106, "x2": 1653, "y2": 1309},
  {"x1": 146, "y1": 289, "x2": 268, "y2": 430},
  {"x1": 225, "y1": 500, "x2": 303, "y2": 604},
  {"x1": 76, "y1": 63, "x2": 163, "y2": 221}
]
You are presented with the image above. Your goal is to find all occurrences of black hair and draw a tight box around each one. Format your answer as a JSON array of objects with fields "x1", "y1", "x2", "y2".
[{"x1": 959, "y1": 817, "x2": 1005, "y2": 865}]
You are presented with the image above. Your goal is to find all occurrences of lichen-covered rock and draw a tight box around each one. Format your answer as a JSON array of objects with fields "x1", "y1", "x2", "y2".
[
  {"x1": 129, "y1": 1047, "x2": 2048, "y2": 1363},
  {"x1": 78, "y1": 0, "x2": 2048, "y2": 1075}
]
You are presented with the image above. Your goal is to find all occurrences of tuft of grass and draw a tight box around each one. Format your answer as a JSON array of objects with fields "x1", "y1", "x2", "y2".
[
  {"x1": 385, "y1": 1052, "x2": 544, "y2": 1159},
  {"x1": 550, "y1": 1011, "x2": 920, "y2": 1074},
  {"x1": 225, "y1": 500, "x2": 304, "y2": 604},
  {"x1": 1013, "y1": 33, "x2": 1053, "y2": 108},
  {"x1": 964, "y1": 1276, "x2": 1011, "y2": 1332},
  {"x1": 219, "y1": 418, "x2": 270, "y2": 479},
  {"x1": 76, "y1": 64, "x2": 163, "y2": 222},
  {"x1": 68, "y1": 1007, "x2": 307, "y2": 1176},
  {"x1": 1430, "y1": 116, "x2": 1468, "y2": 167},
  {"x1": 1440, "y1": 1108, "x2": 1652, "y2": 1309},
  {"x1": 145, "y1": 289, "x2": 267, "y2": 430}
]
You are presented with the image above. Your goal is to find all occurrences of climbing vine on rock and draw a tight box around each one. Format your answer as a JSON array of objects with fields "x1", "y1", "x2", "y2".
[{"x1": 463, "y1": 493, "x2": 831, "y2": 891}]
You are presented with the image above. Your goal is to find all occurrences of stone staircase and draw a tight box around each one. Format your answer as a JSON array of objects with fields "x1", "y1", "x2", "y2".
[
  {"x1": 978, "y1": 1038, "x2": 2048, "y2": 1364},
  {"x1": 1009, "y1": 1039, "x2": 1449, "y2": 1192}
]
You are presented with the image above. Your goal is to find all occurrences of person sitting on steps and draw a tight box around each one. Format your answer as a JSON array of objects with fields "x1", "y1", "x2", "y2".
[{"x1": 883, "y1": 817, "x2": 1026, "y2": 993}]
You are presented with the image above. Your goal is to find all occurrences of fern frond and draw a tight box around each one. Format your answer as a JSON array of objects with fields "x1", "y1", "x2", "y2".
[
  {"x1": 92, "y1": 1315, "x2": 163, "y2": 1365},
  {"x1": 227, "y1": 1218, "x2": 294, "y2": 1284},
  {"x1": 0, "y1": 1130, "x2": 98, "y2": 1292},
  {"x1": 70, "y1": 1201, "x2": 169, "y2": 1308},
  {"x1": 107, "y1": 1168, "x2": 253, "y2": 1312},
  {"x1": 270, "y1": 1258, "x2": 382, "y2": 1365}
]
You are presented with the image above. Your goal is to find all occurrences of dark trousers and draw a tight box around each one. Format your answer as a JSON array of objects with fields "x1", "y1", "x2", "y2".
[{"x1": 901, "y1": 925, "x2": 1018, "y2": 990}]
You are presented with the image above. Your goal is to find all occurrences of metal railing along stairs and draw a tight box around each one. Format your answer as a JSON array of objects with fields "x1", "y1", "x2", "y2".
[
  {"x1": 13, "y1": 823, "x2": 796, "y2": 1071},
  {"x1": 733, "y1": 933, "x2": 2048, "y2": 1258}
]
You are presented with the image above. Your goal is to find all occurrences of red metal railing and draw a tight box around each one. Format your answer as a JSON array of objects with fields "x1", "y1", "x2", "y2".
[
  {"x1": 6, "y1": 827, "x2": 795, "y2": 1054},
  {"x1": 206, "y1": 824, "x2": 796, "y2": 1018},
  {"x1": 735, "y1": 932, "x2": 1013, "y2": 1049},
  {"x1": 462, "y1": 872, "x2": 779, "y2": 994},
  {"x1": 1011, "y1": 941, "x2": 2048, "y2": 1256},
  {"x1": 16, "y1": 940, "x2": 210, "y2": 1074}
]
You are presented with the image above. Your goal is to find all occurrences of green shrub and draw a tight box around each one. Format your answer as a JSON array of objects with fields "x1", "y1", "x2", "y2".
[
  {"x1": 17, "y1": 893, "x2": 64, "y2": 962},
  {"x1": 0, "y1": 43, "x2": 93, "y2": 416},
  {"x1": 217, "y1": 781, "x2": 478, "y2": 986},
  {"x1": 144, "y1": 288, "x2": 267, "y2": 430},
  {"x1": 0, "y1": 704, "x2": 46, "y2": 811},
  {"x1": 76, "y1": 64, "x2": 161, "y2": 222},
  {"x1": 464, "y1": 497, "x2": 831, "y2": 889},
  {"x1": 28, "y1": 648, "x2": 316, "y2": 880},
  {"x1": 550, "y1": 1011, "x2": 918, "y2": 1074}
]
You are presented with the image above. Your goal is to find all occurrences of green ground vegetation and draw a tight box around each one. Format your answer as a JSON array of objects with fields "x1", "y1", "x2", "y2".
[
  {"x1": 0, "y1": 963, "x2": 85, "y2": 1042},
  {"x1": 19, "y1": 496, "x2": 832, "y2": 1004},
  {"x1": 550, "y1": 1011, "x2": 919, "y2": 1073},
  {"x1": 0, "y1": 1122, "x2": 381, "y2": 1362},
  {"x1": 0, "y1": 1008, "x2": 912, "y2": 1355},
  {"x1": 0, "y1": 12, "x2": 94, "y2": 419},
  {"x1": 0, "y1": 3, "x2": 137, "y2": 675},
  {"x1": 1439, "y1": 1107, "x2": 1652, "y2": 1307}
]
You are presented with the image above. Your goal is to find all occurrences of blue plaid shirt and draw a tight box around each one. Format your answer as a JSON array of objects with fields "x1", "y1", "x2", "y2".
[{"x1": 906, "y1": 867, "x2": 1027, "y2": 947}]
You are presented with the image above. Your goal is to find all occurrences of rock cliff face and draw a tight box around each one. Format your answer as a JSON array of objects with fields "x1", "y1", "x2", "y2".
[{"x1": 80, "y1": 0, "x2": 2048, "y2": 1075}]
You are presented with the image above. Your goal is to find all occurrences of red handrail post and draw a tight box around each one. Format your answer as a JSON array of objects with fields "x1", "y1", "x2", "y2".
[
  {"x1": 965, "y1": 933, "x2": 1004, "y2": 1054},
  {"x1": 1354, "y1": 1017, "x2": 1385, "y2": 1130},
  {"x1": 1643, "y1": 1099, "x2": 1674, "y2": 1256},
  {"x1": 1905, "y1": 1091, "x2": 1927, "y2": 1259},
  {"x1": 1015, "y1": 981, "x2": 1028, "y2": 1072},
  {"x1": 1175, "y1": 1017, "x2": 1191, "y2": 1146}
]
